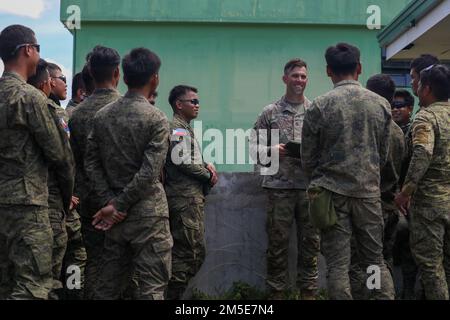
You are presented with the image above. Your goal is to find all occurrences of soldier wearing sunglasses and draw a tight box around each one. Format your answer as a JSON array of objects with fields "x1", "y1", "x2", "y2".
[
  {"x1": 0, "y1": 24, "x2": 74, "y2": 300},
  {"x1": 392, "y1": 90, "x2": 415, "y2": 135},
  {"x1": 48, "y1": 62, "x2": 68, "y2": 106}
]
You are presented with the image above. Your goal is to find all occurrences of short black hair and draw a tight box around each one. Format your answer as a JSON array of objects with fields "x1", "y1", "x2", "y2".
[
  {"x1": 88, "y1": 45, "x2": 120, "y2": 83},
  {"x1": 393, "y1": 89, "x2": 414, "y2": 107},
  {"x1": 410, "y1": 54, "x2": 440, "y2": 74},
  {"x1": 168, "y1": 85, "x2": 198, "y2": 110},
  {"x1": 27, "y1": 58, "x2": 49, "y2": 88},
  {"x1": 366, "y1": 74, "x2": 396, "y2": 103},
  {"x1": 419, "y1": 64, "x2": 450, "y2": 101},
  {"x1": 0, "y1": 24, "x2": 36, "y2": 63},
  {"x1": 325, "y1": 43, "x2": 360, "y2": 76},
  {"x1": 122, "y1": 48, "x2": 161, "y2": 88},
  {"x1": 47, "y1": 62, "x2": 61, "y2": 77},
  {"x1": 81, "y1": 64, "x2": 94, "y2": 95},
  {"x1": 284, "y1": 58, "x2": 307, "y2": 75},
  {"x1": 71, "y1": 72, "x2": 85, "y2": 98}
]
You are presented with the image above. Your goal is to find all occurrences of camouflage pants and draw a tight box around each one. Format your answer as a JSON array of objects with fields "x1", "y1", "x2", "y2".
[
  {"x1": 167, "y1": 197, "x2": 205, "y2": 300},
  {"x1": 0, "y1": 205, "x2": 53, "y2": 300},
  {"x1": 80, "y1": 215, "x2": 104, "y2": 300},
  {"x1": 321, "y1": 194, "x2": 394, "y2": 300},
  {"x1": 62, "y1": 209, "x2": 87, "y2": 300},
  {"x1": 48, "y1": 208, "x2": 68, "y2": 299},
  {"x1": 95, "y1": 216, "x2": 172, "y2": 300},
  {"x1": 349, "y1": 204, "x2": 399, "y2": 300},
  {"x1": 409, "y1": 201, "x2": 450, "y2": 300},
  {"x1": 266, "y1": 189, "x2": 320, "y2": 294}
]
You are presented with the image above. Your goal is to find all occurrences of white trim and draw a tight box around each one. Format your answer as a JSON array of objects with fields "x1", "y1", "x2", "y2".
[{"x1": 386, "y1": 0, "x2": 450, "y2": 60}]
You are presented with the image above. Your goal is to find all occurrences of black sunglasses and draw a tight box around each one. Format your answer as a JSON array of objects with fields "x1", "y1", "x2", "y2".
[
  {"x1": 52, "y1": 75, "x2": 67, "y2": 84},
  {"x1": 391, "y1": 101, "x2": 408, "y2": 109},
  {"x1": 179, "y1": 98, "x2": 200, "y2": 106},
  {"x1": 11, "y1": 43, "x2": 40, "y2": 56}
]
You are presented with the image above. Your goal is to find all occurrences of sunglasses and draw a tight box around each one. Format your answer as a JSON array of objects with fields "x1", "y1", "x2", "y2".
[
  {"x1": 11, "y1": 43, "x2": 40, "y2": 56},
  {"x1": 391, "y1": 101, "x2": 408, "y2": 109},
  {"x1": 52, "y1": 75, "x2": 67, "y2": 84},
  {"x1": 179, "y1": 99, "x2": 200, "y2": 106}
]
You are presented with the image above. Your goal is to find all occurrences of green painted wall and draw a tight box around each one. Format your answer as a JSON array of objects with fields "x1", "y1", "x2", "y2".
[{"x1": 60, "y1": 0, "x2": 411, "y2": 172}]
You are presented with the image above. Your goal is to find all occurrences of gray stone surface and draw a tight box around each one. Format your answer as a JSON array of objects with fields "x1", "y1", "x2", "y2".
[{"x1": 187, "y1": 172, "x2": 327, "y2": 297}]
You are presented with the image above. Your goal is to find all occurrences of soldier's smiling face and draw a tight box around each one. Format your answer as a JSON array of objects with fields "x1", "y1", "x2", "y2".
[
  {"x1": 177, "y1": 90, "x2": 200, "y2": 122},
  {"x1": 283, "y1": 66, "x2": 308, "y2": 96}
]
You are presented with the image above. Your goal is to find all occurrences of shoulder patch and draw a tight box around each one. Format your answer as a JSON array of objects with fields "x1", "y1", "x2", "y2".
[{"x1": 172, "y1": 128, "x2": 188, "y2": 137}]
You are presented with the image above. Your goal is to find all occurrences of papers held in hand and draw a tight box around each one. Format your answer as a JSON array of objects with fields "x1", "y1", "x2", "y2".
[{"x1": 285, "y1": 141, "x2": 301, "y2": 158}]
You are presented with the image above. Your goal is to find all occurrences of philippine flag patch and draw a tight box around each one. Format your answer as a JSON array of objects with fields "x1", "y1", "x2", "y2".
[{"x1": 172, "y1": 128, "x2": 188, "y2": 137}]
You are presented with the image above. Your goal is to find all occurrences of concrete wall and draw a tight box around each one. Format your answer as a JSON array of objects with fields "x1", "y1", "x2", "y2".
[{"x1": 187, "y1": 172, "x2": 327, "y2": 297}]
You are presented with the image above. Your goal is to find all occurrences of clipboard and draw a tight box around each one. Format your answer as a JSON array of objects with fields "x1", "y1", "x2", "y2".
[{"x1": 285, "y1": 141, "x2": 301, "y2": 158}]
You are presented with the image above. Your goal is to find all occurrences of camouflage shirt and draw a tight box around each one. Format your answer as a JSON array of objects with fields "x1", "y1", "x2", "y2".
[
  {"x1": 65, "y1": 99, "x2": 79, "y2": 118},
  {"x1": 164, "y1": 114, "x2": 212, "y2": 199},
  {"x1": 68, "y1": 88, "x2": 120, "y2": 201},
  {"x1": 253, "y1": 96, "x2": 311, "y2": 189},
  {"x1": 0, "y1": 72, "x2": 73, "y2": 209},
  {"x1": 47, "y1": 99, "x2": 75, "y2": 212},
  {"x1": 85, "y1": 91, "x2": 170, "y2": 216},
  {"x1": 381, "y1": 121, "x2": 405, "y2": 209},
  {"x1": 301, "y1": 80, "x2": 391, "y2": 198},
  {"x1": 402, "y1": 101, "x2": 450, "y2": 205}
]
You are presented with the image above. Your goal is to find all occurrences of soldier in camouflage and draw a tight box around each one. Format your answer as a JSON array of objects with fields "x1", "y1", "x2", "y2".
[
  {"x1": 27, "y1": 59, "x2": 75, "y2": 299},
  {"x1": 165, "y1": 85, "x2": 219, "y2": 300},
  {"x1": 0, "y1": 25, "x2": 73, "y2": 299},
  {"x1": 68, "y1": 46, "x2": 121, "y2": 299},
  {"x1": 350, "y1": 74, "x2": 405, "y2": 299},
  {"x1": 86, "y1": 48, "x2": 172, "y2": 300},
  {"x1": 395, "y1": 64, "x2": 450, "y2": 300},
  {"x1": 253, "y1": 59, "x2": 320, "y2": 300},
  {"x1": 302, "y1": 43, "x2": 394, "y2": 300},
  {"x1": 65, "y1": 72, "x2": 86, "y2": 118}
]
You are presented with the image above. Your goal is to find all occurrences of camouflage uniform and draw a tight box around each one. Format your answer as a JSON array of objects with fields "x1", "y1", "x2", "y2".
[
  {"x1": 350, "y1": 121, "x2": 405, "y2": 299},
  {"x1": 68, "y1": 88, "x2": 120, "y2": 299},
  {"x1": 401, "y1": 101, "x2": 450, "y2": 300},
  {"x1": 85, "y1": 91, "x2": 172, "y2": 300},
  {"x1": 253, "y1": 96, "x2": 320, "y2": 297},
  {"x1": 165, "y1": 114, "x2": 213, "y2": 300},
  {"x1": 0, "y1": 72, "x2": 73, "y2": 299},
  {"x1": 65, "y1": 99, "x2": 78, "y2": 118},
  {"x1": 46, "y1": 99, "x2": 76, "y2": 299},
  {"x1": 52, "y1": 105, "x2": 87, "y2": 300},
  {"x1": 302, "y1": 80, "x2": 395, "y2": 300}
]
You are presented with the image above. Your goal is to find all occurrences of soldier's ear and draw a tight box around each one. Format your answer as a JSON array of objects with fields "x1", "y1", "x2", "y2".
[
  {"x1": 356, "y1": 63, "x2": 362, "y2": 76},
  {"x1": 326, "y1": 65, "x2": 332, "y2": 77}
]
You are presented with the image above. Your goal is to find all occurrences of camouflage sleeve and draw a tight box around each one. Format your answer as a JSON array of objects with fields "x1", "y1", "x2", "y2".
[
  {"x1": 48, "y1": 104, "x2": 76, "y2": 212},
  {"x1": 113, "y1": 115, "x2": 170, "y2": 213},
  {"x1": 250, "y1": 110, "x2": 272, "y2": 167},
  {"x1": 171, "y1": 141, "x2": 212, "y2": 182},
  {"x1": 28, "y1": 93, "x2": 74, "y2": 212},
  {"x1": 402, "y1": 113, "x2": 434, "y2": 196},
  {"x1": 68, "y1": 119, "x2": 84, "y2": 196},
  {"x1": 301, "y1": 102, "x2": 322, "y2": 179},
  {"x1": 85, "y1": 125, "x2": 116, "y2": 209},
  {"x1": 379, "y1": 107, "x2": 392, "y2": 169}
]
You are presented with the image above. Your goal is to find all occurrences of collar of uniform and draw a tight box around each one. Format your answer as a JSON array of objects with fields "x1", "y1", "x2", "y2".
[
  {"x1": 47, "y1": 98, "x2": 59, "y2": 110},
  {"x1": 333, "y1": 79, "x2": 361, "y2": 88},
  {"x1": 427, "y1": 101, "x2": 450, "y2": 109},
  {"x1": 173, "y1": 113, "x2": 191, "y2": 128},
  {"x1": 2, "y1": 71, "x2": 26, "y2": 83},
  {"x1": 93, "y1": 88, "x2": 120, "y2": 96},
  {"x1": 124, "y1": 90, "x2": 149, "y2": 103},
  {"x1": 279, "y1": 95, "x2": 305, "y2": 113}
]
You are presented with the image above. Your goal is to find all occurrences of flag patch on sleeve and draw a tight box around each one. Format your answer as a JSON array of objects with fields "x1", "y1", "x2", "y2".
[{"x1": 172, "y1": 128, "x2": 188, "y2": 136}]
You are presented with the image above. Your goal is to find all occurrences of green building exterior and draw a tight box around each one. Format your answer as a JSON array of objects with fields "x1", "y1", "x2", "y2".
[
  {"x1": 60, "y1": 0, "x2": 413, "y2": 296},
  {"x1": 61, "y1": 0, "x2": 411, "y2": 173}
]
